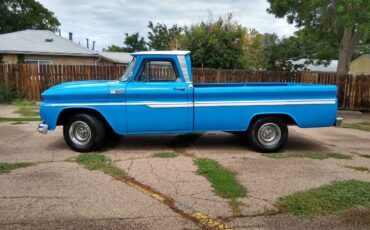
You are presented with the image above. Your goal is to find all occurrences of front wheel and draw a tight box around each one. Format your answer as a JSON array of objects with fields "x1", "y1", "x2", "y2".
[
  {"x1": 63, "y1": 113, "x2": 106, "y2": 152},
  {"x1": 247, "y1": 117, "x2": 288, "y2": 153}
]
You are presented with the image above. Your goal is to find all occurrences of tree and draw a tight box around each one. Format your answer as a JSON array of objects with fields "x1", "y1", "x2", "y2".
[
  {"x1": 182, "y1": 14, "x2": 248, "y2": 69},
  {"x1": 104, "y1": 32, "x2": 147, "y2": 52},
  {"x1": 103, "y1": 45, "x2": 125, "y2": 52},
  {"x1": 0, "y1": 0, "x2": 60, "y2": 34},
  {"x1": 262, "y1": 34, "x2": 307, "y2": 71},
  {"x1": 121, "y1": 32, "x2": 147, "y2": 52},
  {"x1": 267, "y1": 0, "x2": 370, "y2": 74},
  {"x1": 244, "y1": 29, "x2": 265, "y2": 70},
  {"x1": 147, "y1": 21, "x2": 183, "y2": 50}
]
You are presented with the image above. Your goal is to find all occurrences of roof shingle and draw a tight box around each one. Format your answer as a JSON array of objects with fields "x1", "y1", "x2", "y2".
[{"x1": 0, "y1": 30, "x2": 98, "y2": 57}]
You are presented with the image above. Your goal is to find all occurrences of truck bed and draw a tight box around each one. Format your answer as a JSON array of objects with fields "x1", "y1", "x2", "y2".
[{"x1": 193, "y1": 82, "x2": 337, "y2": 132}]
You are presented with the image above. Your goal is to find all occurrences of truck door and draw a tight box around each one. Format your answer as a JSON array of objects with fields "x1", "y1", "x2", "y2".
[{"x1": 125, "y1": 57, "x2": 193, "y2": 133}]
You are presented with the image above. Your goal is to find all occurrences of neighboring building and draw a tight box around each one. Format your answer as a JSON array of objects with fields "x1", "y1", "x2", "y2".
[
  {"x1": 291, "y1": 59, "x2": 338, "y2": 72},
  {"x1": 349, "y1": 54, "x2": 370, "y2": 76},
  {"x1": 0, "y1": 30, "x2": 131, "y2": 66},
  {"x1": 99, "y1": 52, "x2": 132, "y2": 65}
]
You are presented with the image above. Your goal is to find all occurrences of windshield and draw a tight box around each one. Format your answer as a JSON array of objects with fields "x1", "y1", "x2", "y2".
[{"x1": 120, "y1": 57, "x2": 136, "y2": 81}]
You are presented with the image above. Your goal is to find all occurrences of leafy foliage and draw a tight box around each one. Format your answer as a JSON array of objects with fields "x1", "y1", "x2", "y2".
[
  {"x1": 104, "y1": 32, "x2": 147, "y2": 52},
  {"x1": 267, "y1": 0, "x2": 370, "y2": 74},
  {"x1": 182, "y1": 14, "x2": 248, "y2": 69},
  {"x1": 147, "y1": 21, "x2": 183, "y2": 50},
  {"x1": 0, "y1": 84, "x2": 19, "y2": 104},
  {"x1": 262, "y1": 34, "x2": 308, "y2": 71},
  {"x1": 105, "y1": 10, "x2": 363, "y2": 72},
  {"x1": 0, "y1": 0, "x2": 60, "y2": 34},
  {"x1": 244, "y1": 29, "x2": 265, "y2": 70},
  {"x1": 122, "y1": 32, "x2": 147, "y2": 52}
]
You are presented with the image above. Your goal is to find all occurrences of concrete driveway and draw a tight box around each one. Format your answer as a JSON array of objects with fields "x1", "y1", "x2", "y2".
[{"x1": 0, "y1": 115, "x2": 370, "y2": 229}]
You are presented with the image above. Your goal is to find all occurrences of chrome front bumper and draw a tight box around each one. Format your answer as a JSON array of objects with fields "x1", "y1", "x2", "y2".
[
  {"x1": 37, "y1": 121, "x2": 48, "y2": 134},
  {"x1": 335, "y1": 117, "x2": 343, "y2": 127}
]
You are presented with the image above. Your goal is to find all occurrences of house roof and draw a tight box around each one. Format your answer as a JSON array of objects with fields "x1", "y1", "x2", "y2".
[
  {"x1": 132, "y1": 51, "x2": 190, "y2": 56},
  {"x1": 291, "y1": 59, "x2": 338, "y2": 72},
  {"x1": 0, "y1": 30, "x2": 98, "y2": 57},
  {"x1": 99, "y1": 52, "x2": 132, "y2": 63}
]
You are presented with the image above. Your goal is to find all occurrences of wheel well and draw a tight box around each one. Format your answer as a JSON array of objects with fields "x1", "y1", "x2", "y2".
[
  {"x1": 249, "y1": 114, "x2": 297, "y2": 128},
  {"x1": 57, "y1": 108, "x2": 112, "y2": 131}
]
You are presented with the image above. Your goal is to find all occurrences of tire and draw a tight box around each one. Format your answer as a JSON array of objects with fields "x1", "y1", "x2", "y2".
[
  {"x1": 63, "y1": 113, "x2": 106, "y2": 152},
  {"x1": 247, "y1": 117, "x2": 288, "y2": 153}
]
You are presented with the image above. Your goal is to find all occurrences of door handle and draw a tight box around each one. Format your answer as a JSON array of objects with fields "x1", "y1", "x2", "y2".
[{"x1": 173, "y1": 87, "x2": 186, "y2": 91}]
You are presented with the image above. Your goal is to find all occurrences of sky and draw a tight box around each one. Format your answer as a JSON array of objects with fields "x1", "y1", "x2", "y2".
[{"x1": 37, "y1": 0, "x2": 297, "y2": 51}]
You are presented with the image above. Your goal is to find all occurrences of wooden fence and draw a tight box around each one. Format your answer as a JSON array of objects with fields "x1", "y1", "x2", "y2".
[{"x1": 0, "y1": 64, "x2": 369, "y2": 111}]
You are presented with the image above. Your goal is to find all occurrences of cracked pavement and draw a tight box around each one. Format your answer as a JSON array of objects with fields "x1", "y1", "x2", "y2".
[{"x1": 1, "y1": 111, "x2": 370, "y2": 229}]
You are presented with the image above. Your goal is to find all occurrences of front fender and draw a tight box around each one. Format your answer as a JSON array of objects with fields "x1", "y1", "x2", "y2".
[{"x1": 40, "y1": 103, "x2": 126, "y2": 134}]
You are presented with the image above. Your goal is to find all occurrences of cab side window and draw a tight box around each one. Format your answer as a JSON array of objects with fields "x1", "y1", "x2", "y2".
[{"x1": 137, "y1": 59, "x2": 181, "y2": 82}]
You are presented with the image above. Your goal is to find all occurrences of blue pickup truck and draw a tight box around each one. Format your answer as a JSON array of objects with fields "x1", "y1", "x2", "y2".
[{"x1": 38, "y1": 51, "x2": 340, "y2": 153}]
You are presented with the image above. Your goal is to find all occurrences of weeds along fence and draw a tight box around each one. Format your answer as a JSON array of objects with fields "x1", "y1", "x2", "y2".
[{"x1": 0, "y1": 64, "x2": 369, "y2": 111}]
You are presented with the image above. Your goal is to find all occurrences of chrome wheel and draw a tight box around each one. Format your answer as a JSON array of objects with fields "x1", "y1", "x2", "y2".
[
  {"x1": 68, "y1": 121, "x2": 91, "y2": 145},
  {"x1": 257, "y1": 123, "x2": 281, "y2": 147}
]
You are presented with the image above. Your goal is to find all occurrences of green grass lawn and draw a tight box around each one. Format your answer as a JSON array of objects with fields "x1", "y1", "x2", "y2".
[
  {"x1": 0, "y1": 162, "x2": 34, "y2": 174},
  {"x1": 75, "y1": 153, "x2": 125, "y2": 177},
  {"x1": 358, "y1": 154, "x2": 370, "y2": 159},
  {"x1": 194, "y1": 158, "x2": 246, "y2": 199},
  {"x1": 278, "y1": 180, "x2": 370, "y2": 218},
  {"x1": 13, "y1": 99, "x2": 36, "y2": 107},
  {"x1": 264, "y1": 152, "x2": 352, "y2": 160},
  {"x1": 153, "y1": 152, "x2": 178, "y2": 158},
  {"x1": 0, "y1": 117, "x2": 40, "y2": 122},
  {"x1": 340, "y1": 164, "x2": 370, "y2": 173},
  {"x1": 15, "y1": 106, "x2": 39, "y2": 117},
  {"x1": 342, "y1": 122, "x2": 370, "y2": 132},
  {"x1": 12, "y1": 99, "x2": 39, "y2": 117}
]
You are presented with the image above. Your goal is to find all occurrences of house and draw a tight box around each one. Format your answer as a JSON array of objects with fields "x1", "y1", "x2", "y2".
[
  {"x1": 349, "y1": 54, "x2": 370, "y2": 76},
  {"x1": 98, "y1": 52, "x2": 132, "y2": 65},
  {"x1": 0, "y1": 30, "x2": 131, "y2": 66}
]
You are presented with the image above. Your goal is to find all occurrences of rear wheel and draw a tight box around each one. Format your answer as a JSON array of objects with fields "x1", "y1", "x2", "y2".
[
  {"x1": 247, "y1": 117, "x2": 288, "y2": 153},
  {"x1": 63, "y1": 113, "x2": 106, "y2": 152}
]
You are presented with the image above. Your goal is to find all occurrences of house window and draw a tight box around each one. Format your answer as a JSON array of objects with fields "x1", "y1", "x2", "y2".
[
  {"x1": 25, "y1": 59, "x2": 52, "y2": 65},
  {"x1": 24, "y1": 59, "x2": 52, "y2": 73}
]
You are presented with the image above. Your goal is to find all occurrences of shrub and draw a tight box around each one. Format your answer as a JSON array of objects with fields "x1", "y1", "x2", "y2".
[{"x1": 0, "y1": 84, "x2": 17, "y2": 104}]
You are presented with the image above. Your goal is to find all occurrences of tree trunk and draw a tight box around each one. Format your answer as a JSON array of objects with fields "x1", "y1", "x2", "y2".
[{"x1": 337, "y1": 27, "x2": 362, "y2": 75}]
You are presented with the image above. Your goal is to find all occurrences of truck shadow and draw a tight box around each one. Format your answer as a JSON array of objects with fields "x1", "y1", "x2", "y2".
[
  {"x1": 45, "y1": 129, "x2": 328, "y2": 153},
  {"x1": 109, "y1": 132, "x2": 328, "y2": 153}
]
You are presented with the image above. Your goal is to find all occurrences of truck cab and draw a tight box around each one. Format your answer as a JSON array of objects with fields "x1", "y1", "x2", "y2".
[{"x1": 120, "y1": 51, "x2": 194, "y2": 133}]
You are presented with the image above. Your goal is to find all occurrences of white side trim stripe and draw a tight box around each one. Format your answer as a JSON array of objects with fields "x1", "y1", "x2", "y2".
[
  {"x1": 195, "y1": 99, "x2": 336, "y2": 107},
  {"x1": 45, "y1": 99, "x2": 336, "y2": 108},
  {"x1": 46, "y1": 102, "x2": 126, "y2": 107}
]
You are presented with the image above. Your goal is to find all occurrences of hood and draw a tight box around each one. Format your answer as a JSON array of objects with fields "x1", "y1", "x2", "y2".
[
  {"x1": 49, "y1": 80, "x2": 113, "y2": 89},
  {"x1": 42, "y1": 80, "x2": 119, "y2": 102}
]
